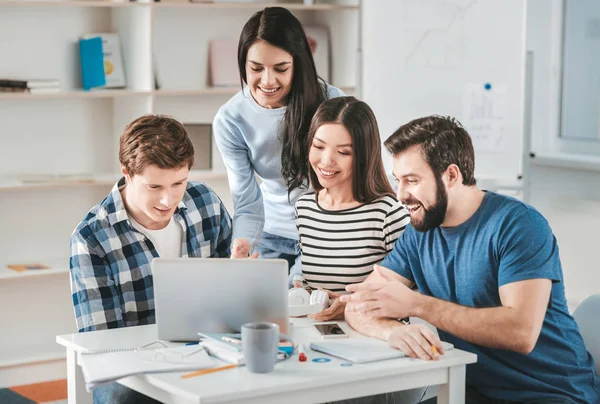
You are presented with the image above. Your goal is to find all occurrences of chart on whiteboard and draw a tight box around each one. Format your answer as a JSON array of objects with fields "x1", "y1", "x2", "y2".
[
  {"x1": 461, "y1": 83, "x2": 508, "y2": 153},
  {"x1": 399, "y1": 0, "x2": 478, "y2": 69}
]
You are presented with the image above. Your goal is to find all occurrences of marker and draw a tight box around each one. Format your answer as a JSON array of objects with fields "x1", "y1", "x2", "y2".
[
  {"x1": 431, "y1": 345, "x2": 439, "y2": 356},
  {"x1": 298, "y1": 344, "x2": 307, "y2": 362}
]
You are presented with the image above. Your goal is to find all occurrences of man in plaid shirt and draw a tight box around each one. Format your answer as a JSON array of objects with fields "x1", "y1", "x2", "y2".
[{"x1": 70, "y1": 115, "x2": 232, "y2": 334}]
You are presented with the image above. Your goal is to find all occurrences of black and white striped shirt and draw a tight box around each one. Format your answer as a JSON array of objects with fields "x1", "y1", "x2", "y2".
[{"x1": 296, "y1": 192, "x2": 410, "y2": 292}]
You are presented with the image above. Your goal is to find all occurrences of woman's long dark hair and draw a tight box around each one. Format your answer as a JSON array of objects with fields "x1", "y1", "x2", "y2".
[
  {"x1": 238, "y1": 7, "x2": 326, "y2": 194},
  {"x1": 307, "y1": 96, "x2": 394, "y2": 203}
]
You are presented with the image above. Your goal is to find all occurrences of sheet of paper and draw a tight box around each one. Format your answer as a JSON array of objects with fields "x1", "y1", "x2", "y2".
[{"x1": 462, "y1": 83, "x2": 508, "y2": 152}]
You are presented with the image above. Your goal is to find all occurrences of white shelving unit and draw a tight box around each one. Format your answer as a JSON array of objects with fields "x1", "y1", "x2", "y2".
[
  {"x1": 0, "y1": 0, "x2": 359, "y2": 385},
  {"x1": 0, "y1": 170, "x2": 227, "y2": 192}
]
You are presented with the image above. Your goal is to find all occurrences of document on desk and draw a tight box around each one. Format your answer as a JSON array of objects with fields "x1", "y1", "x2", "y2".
[
  {"x1": 310, "y1": 338, "x2": 454, "y2": 364},
  {"x1": 79, "y1": 345, "x2": 215, "y2": 391}
]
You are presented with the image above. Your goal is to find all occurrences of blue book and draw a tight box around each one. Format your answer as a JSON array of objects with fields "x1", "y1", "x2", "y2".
[{"x1": 79, "y1": 36, "x2": 106, "y2": 91}]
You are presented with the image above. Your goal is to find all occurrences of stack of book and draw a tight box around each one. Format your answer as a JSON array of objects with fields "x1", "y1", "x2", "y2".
[{"x1": 0, "y1": 78, "x2": 60, "y2": 94}]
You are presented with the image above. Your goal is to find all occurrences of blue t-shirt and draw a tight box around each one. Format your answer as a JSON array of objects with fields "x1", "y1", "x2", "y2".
[{"x1": 381, "y1": 191, "x2": 600, "y2": 403}]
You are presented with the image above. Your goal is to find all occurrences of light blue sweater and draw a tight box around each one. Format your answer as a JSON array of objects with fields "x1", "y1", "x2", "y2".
[{"x1": 213, "y1": 84, "x2": 344, "y2": 248}]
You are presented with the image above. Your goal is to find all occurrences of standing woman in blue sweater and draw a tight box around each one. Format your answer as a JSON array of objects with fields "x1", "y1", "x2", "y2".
[{"x1": 213, "y1": 7, "x2": 344, "y2": 273}]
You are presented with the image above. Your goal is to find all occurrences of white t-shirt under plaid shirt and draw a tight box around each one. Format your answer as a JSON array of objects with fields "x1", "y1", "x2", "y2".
[
  {"x1": 296, "y1": 192, "x2": 410, "y2": 292},
  {"x1": 70, "y1": 179, "x2": 232, "y2": 332}
]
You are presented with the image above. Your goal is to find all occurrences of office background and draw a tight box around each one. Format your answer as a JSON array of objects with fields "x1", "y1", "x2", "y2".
[{"x1": 0, "y1": 0, "x2": 598, "y2": 390}]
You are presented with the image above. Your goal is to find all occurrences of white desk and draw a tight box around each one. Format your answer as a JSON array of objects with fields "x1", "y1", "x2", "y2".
[{"x1": 56, "y1": 319, "x2": 477, "y2": 404}]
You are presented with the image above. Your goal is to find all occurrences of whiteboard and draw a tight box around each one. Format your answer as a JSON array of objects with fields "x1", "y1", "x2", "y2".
[
  {"x1": 361, "y1": 0, "x2": 527, "y2": 187},
  {"x1": 561, "y1": 0, "x2": 600, "y2": 141}
]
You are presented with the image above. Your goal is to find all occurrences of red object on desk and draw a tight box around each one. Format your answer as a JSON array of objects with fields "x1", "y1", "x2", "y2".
[{"x1": 298, "y1": 344, "x2": 307, "y2": 362}]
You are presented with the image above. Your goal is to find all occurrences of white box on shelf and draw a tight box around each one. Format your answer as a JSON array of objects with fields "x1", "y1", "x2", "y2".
[{"x1": 208, "y1": 39, "x2": 239, "y2": 88}]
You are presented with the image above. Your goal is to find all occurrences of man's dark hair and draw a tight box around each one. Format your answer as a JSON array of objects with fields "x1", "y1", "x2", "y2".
[{"x1": 384, "y1": 115, "x2": 476, "y2": 186}]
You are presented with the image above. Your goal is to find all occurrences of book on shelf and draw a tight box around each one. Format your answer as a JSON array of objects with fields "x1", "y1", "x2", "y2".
[
  {"x1": 0, "y1": 86, "x2": 27, "y2": 93},
  {"x1": 184, "y1": 124, "x2": 212, "y2": 170},
  {"x1": 192, "y1": 0, "x2": 258, "y2": 3},
  {"x1": 0, "y1": 78, "x2": 60, "y2": 89},
  {"x1": 208, "y1": 39, "x2": 238, "y2": 88},
  {"x1": 304, "y1": 25, "x2": 330, "y2": 82},
  {"x1": 79, "y1": 33, "x2": 126, "y2": 91},
  {"x1": 6, "y1": 263, "x2": 51, "y2": 272},
  {"x1": 0, "y1": 78, "x2": 60, "y2": 93}
]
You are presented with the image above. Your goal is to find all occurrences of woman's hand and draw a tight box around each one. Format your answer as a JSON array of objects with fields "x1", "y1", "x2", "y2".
[
  {"x1": 309, "y1": 290, "x2": 346, "y2": 321},
  {"x1": 230, "y1": 238, "x2": 259, "y2": 259}
]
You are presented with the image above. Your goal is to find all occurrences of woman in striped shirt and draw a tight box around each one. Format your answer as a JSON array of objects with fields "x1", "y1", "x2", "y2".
[{"x1": 296, "y1": 96, "x2": 410, "y2": 321}]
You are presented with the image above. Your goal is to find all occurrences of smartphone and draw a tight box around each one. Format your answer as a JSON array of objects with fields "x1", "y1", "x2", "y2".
[{"x1": 313, "y1": 322, "x2": 348, "y2": 339}]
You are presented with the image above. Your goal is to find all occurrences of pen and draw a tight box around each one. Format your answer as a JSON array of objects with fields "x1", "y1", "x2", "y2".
[
  {"x1": 221, "y1": 336, "x2": 242, "y2": 345},
  {"x1": 182, "y1": 363, "x2": 237, "y2": 379},
  {"x1": 298, "y1": 344, "x2": 307, "y2": 362}
]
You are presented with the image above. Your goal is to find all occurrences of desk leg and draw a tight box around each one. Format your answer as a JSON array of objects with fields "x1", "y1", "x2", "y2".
[
  {"x1": 437, "y1": 364, "x2": 466, "y2": 404},
  {"x1": 66, "y1": 348, "x2": 92, "y2": 404}
]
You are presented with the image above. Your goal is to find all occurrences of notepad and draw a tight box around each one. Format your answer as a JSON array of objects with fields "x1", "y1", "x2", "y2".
[
  {"x1": 79, "y1": 345, "x2": 215, "y2": 391},
  {"x1": 310, "y1": 338, "x2": 454, "y2": 364}
]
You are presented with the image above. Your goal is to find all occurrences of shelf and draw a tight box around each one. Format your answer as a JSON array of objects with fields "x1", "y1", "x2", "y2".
[
  {"x1": 0, "y1": 263, "x2": 69, "y2": 281},
  {"x1": 0, "y1": 0, "x2": 147, "y2": 7},
  {"x1": 0, "y1": 170, "x2": 228, "y2": 192},
  {"x1": 154, "y1": 86, "x2": 356, "y2": 97},
  {"x1": 188, "y1": 170, "x2": 229, "y2": 180},
  {"x1": 0, "y1": 0, "x2": 358, "y2": 9},
  {"x1": 154, "y1": 88, "x2": 242, "y2": 96},
  {"x1": 0, "y1": 345, "x2": 66, "y2": 368},
  {"x1": 152, "y1": 2, "x2": 359, "y2": 10},
  {"x1": 0, "y1": 90, "x2": 152, "y2": 100}
]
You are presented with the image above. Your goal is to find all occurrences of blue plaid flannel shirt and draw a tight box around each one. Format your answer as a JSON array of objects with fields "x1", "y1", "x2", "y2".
[{"x1": 70, "y1": 179, "x2": 232, "y2": 332}]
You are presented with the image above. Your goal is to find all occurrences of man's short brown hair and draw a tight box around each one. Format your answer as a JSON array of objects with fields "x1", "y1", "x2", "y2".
[
  {"x1": 384, "y1": 115, "x2": 476, "y2": 186},
  {"x1": 119, "y1": 114, "x2": 195, "y2": 176}
]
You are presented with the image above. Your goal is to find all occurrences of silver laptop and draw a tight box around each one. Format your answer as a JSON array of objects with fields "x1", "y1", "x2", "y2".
[{"x1": 152, "y1": 258, "x2": 289, "y2": 341}]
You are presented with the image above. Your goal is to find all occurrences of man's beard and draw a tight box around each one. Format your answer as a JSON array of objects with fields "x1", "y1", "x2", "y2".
[{"x1": 408, "y1": 175, "x2": 448, "y2": 232}]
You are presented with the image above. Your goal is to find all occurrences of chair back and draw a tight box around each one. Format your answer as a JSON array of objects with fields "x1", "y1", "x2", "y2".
[{"x1": 573, "y1": 294, "x2": 600, "y2": 375}]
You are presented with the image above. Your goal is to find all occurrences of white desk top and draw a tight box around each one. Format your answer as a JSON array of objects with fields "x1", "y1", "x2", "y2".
[{"x1": 57, "y1": 319, "x2": 477, "y2": 404}]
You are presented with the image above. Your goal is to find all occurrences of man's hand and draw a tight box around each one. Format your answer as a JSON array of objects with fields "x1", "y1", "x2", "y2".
[
  {"x1": 230, "y1": 238, "x2": 259, "y2": 259},
  {"x1": 309, "y1": 290, "x2": 345, "y2": 321},
  {"x1": 388, "y1": 324, "x2": 444, "y2": 361},
  {"x1": 340, "y1": 266, "x2": 420, "y2": 318}
]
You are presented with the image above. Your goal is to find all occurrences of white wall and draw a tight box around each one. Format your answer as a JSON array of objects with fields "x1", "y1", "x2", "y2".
[{"x1": 528, "y1": 166, "x2": 600, "y2": 310}]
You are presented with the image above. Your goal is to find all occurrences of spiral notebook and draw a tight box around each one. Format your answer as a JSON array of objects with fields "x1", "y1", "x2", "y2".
[
  {"x1": 79, "y1": 345, "x2": 215, "y2": 391},
  {"x1": 310, "y1": 338, "x2": 454, "y2": 364}
]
